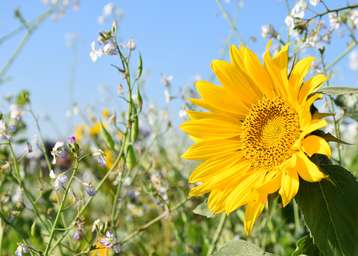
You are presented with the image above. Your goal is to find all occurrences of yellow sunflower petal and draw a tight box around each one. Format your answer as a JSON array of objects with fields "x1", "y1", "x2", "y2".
[
  {"x1": 289, "y1": 56, "x2": 315, "y2": 95},
  {"x1": 301, "y1": 119, "x2": 327, "y2": 137},
  {"x1": 195, "y1": 81, "x2": 248, "y2": 115},
  {"x1": 182, "y1": 139, "x2": 242, "y2": 160},
  {"x1": 189, "y1": 152, "x2": 243, "y2": 183},
  {"x1": 302, "y1": 135, "x2": 331, "y2": 158},
  {"x1": 244, "y1": 194, "x2": 267, "y2": 235},
  {"x1": 211, "y1": 60, "x2": 261, "y2": 105},
  {"x1": 225, "y1": 170, "x2": 265, "y2": 213},
  {"x1": 279, "y1": 168, "x2": 299, "y2": 207},
  {"x1": 185, "y1": 110, "x2": 240, "y2": 123},
  {"x1": 181, "y1": 118, "x2": 241, "y2": 139},
  {"x1": 296, "y1": 151, "x2": 327, "y2": 182},
  {"x1": 298, "y1": 74, "x2": 327, "y2": 104}
]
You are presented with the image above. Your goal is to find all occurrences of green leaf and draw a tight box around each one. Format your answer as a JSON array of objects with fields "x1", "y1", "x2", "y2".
[
  {"x1": 212, "y1": 240, "x2": 272, "y2": 256},
  {"x1": 312, "y1": 130, "x2": 351, "y2": 145},
  {"x1": 193, "y1": 201, "x2": 214, "y2": 218},
  {"x1": 318, "y1": 87, "x2": 358, "y2": 95},
  {"x1": 292, "y1": 235, "x2": 321, "y2": 256},
  {"x1": 297, "y1": 164, "x2": 358, "y2": 256},
  {"x1": 100, "y1": 121, "x2": 115, "y2": 151}
]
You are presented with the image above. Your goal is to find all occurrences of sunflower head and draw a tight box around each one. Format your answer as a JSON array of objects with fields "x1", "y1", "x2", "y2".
[{"x1": 181, "y1": 41, "x2": 331, "y2": 234}]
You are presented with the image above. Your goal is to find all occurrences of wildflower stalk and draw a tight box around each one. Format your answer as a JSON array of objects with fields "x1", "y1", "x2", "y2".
[
  {"x1": 305, "y1": 4, "x2": 358, "y2": 23},
  {"x1": 319, "y1": 52, "x2": 343, "y2": 163},
  {"x1": 29, "y1": 108, "x2": 53, "y2": 171},
  {"x1": 0, "y1": 9, "x2": 53, "y2": 79},
  {"x1": 215, "y1": 0, "x2": 243, "y2": 44},
  {"x1": 326, "y1": 41, "x2": 357, "y2": 70},
  {"x1": 120, "y1": 198, "x2": 188, "y2": 245},
  {"x1": 207, "y1": 214, "x2": 227, "y2": 256},
  {"x1": 7, "y1": 141, "x2": 50, "y2": 231},
  {"x1": 44, "y1": 158, "x2": 80, "y2": 255}
]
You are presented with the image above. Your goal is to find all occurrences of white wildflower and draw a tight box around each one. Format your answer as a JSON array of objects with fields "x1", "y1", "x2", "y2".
[
  {"x1": 328, "y1": 12, "x2": 340, "y2": 30},
  {"x1": 164, "y1": 89, "x2": 171, "y2": 103},
  {"x1": 97, "y1": 15, "x2": 105, "y2": 25},
  {"x1": 0, "y1": 120, "x2": 9, "y2": 140},
  {"x1": 103, "y1": 3, "x2": 115, "y2": 17},
  {"x1": 51, "y1": 141, "x2": 65, "y2": 165},
  {"x1": 10, "y1": 104, "x2": 23, "y2": 120},
  {"x1": 309, "y1": 0, "x2": 319, "y2": 6},
  {"x1": 92, "y1": 219, "x2": 104, "y2": 232},
  {"x1": 100, "y1": 231, "x2": 116, "y2": 248},
  {"x1": 285, "y1": 15, "x2": 295, "y2": 30},
  {"x1": 261, "y1": 24, "x2": 278, "y2": 39},
  {"x1": 15, "y1": 244, "x2": 29, "y2": 256},
  {"x1": 350, "y1": 10, "x2": 358, "y2": 28},
  {"x1": 92, "y1": 148, "x2": 106, "y2": 167},
  {"x1": 90, "y1": 41, "x2": 104, "y2": 62},
  {"x1": 126, "y1": 39, "x2": 136, "y2": 50},
  {"x1": 178, "y1": 109, "x2": 187, "y2": 119},
  {"x1": 102, "y1": 39, "x2": 117, "y2": 55},
  {"x1": 160, "y1": 74, "x2": 173, "y2": 87},
  {"x1": 349, "y1": 50, "x2": 358, "y2": 71},
  {"x1": 291, "y1": 0, "x2": 307, "y2": 19}
]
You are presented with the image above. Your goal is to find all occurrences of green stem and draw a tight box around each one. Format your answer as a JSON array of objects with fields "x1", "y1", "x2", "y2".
[
  {"x1": 8, "y1": 142, "x2": 50, "y2": 231},
  {"x1": 326, "y1": 41, "x2": 357, "y2": 70},
  {"x1": 44, "y1": 159, "x2": 80, "y2": 255},
  {"x1": 207, "y1": 214, "x2": 227, "y2": 256},
  {"x1": 0, "y1": 9, "x2": 52, "y2": 79},
  {"x1": 120, "y1": 198, "x2": 188, "y2": 245},
  {"x1": 29, "y1": 108, "x2": 52, "y2": 171}
]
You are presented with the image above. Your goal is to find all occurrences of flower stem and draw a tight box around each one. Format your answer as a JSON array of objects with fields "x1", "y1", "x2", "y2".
[
  {"x1": 44, "y1": 159, "x2": 80, "y2": 256},
  {"x1": 207, "y1": 214, "x2": 227, "y2": 256}
]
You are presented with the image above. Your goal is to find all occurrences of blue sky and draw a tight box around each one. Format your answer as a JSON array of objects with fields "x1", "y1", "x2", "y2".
[{"x1": 0, "y1": 0, "x2": 357, "y2": 138}]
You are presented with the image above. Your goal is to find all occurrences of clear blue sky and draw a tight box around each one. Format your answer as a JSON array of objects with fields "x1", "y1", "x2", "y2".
[{"x1": 0, "y1": 0, "x2": 357, "y2": 138}]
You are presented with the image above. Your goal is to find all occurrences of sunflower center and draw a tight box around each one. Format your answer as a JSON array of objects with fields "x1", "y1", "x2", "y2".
[{"x1": 240, "y1": 97, "x2": 300, "y2": 168}]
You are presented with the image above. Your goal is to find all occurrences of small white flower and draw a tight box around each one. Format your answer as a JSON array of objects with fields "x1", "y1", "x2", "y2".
[
  {"x1": 349, "y1": 50, "x2": 358, "y2": 71},
  {"x1": 164, "y1": 89, "x2": 171, "y2": 103},
  {"x1": 10, "y1": 104, "x2": 23, "y2": 120},
  {"x1": 92, "y1": 219, "x2": 104, "y2": 232},
  {"x1": 328, "y1": 12, "x2": 340, "y2": 30},
  {"x1": 261, "y1": 24, "x2": 278, "y2": 39},
  {"x1": 90, "y1": 41, "x2": 104, "y2": 62},
  {"x1": 285, "y1": 15, "x2": 295, "y2": 30},
  {"x1": 291, "y1": 0, "x2": 307, "y2": 19},
  {"x1": 92, "y1": 148, "x2": 106, "y2": 167},
  {"x1": 103, "y1": 40, "x2": 117, "y2": 55},
  {"x1": 15, "y1": 244, "x2": 29, "y2": 256},
  {"x1": 51, "y1": 141, "x2": 65, "y2": 165},
  {"x1": 54, "y1": 173, "x2": 68, "y2": 191},
  {"x1": 100, "y1": 231, "x2": 116, "y2": 248},
  {"x1": 126, "y1": 39, "x2": 136, "y2": 50},
  {"x1": 160, "y1": 74, "x2": 173, "y2": 87},
  {"x1": 178, "y1": 109, "x2": 187, "y2": 119},
  {"x1": 309, "y1": 0, "x2": 319, "y2": 6},
  {"x1": 0, "y1": 120, "x2": 9, "y2": 140},
  {"x1": 350, "y1": 10, "x2": 358, "y2": 28},
  {"x1": 97, "y1": 15, "x2": 105, "y2": 25},
  {"x1": 103, "y1": 3, "x2": 115, "y2": 17}
]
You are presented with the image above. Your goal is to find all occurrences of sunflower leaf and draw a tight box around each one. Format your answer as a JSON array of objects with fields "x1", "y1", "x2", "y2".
[
  {"x1": 193, "y1": 201, "x2": 214, "y2": 218},
  {"x1": 291, "y1": 235, "x2": 322, "y2": 256},
  {"x1": 318, "y1": 87, "x2": 358, "y2": 95},
  {"x1": 212, "y1": 240, "x2": 272, "y2": 256},
  {"x1": 297, "y1": 164, "x2": 358, "y2": 256},
  {"x1": 312, "y1": 130, "x2": 352, "y2": 145}
]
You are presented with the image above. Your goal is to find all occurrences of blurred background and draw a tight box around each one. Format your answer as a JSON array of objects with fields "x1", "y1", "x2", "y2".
[{"x1": 1, "y1": 0, "x2": 357, "y2": 139}]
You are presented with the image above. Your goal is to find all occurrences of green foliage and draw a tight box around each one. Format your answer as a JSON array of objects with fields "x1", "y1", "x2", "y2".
[
  {"x1": 292, "y1": 235, "x2": 321, "y2": 256},
  {"x1": 297, "y1": 165, "x2": 358, "y2": 256},
  {"x1": 213, "y1": 240, "x2": 272, "y2": 256}
]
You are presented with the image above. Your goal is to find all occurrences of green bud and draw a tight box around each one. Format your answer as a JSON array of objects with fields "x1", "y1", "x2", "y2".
[{"x1": 126, "y1": 144, "x2": 137, "y2": 170}]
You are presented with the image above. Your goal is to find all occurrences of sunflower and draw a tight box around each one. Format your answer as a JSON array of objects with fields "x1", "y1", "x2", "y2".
[{"x1": 181, "y1": 41, "x2": 331, "y2": 234}]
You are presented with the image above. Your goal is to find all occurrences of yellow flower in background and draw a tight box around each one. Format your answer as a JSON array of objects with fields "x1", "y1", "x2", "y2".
[
  {"x1": 74, "y1": 124, "x2": 85, "y2": 142},
  {"x1": 90, "y1": 241, "x2": 110, "y2": 256},
  {"x1": 102, "y1": 108, "x2": 111, "y2": 119},
  {"x1": 181, "y1": 41, "x2": 331, "y2": 234},
  {"x1": 89, "y1": 122, "x2": 101, "y2": 137},
  {"x1": 104, "y1": 149, "x2": 114, "y2": 169}
]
